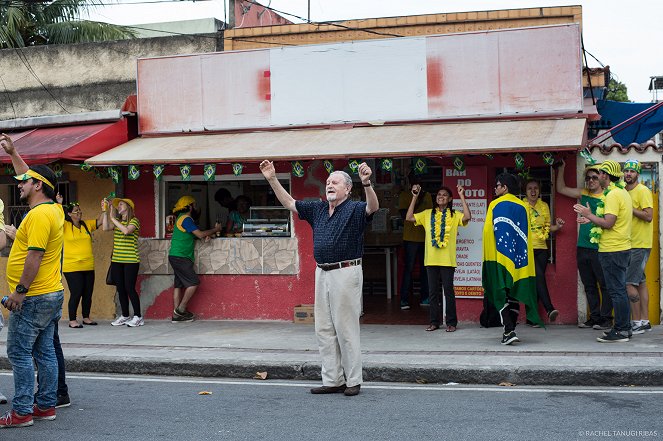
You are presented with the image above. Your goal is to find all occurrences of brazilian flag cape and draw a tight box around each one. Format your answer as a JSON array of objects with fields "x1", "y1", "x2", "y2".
[{"x1": 482, "y1": 193, "x2": 542, "y2": 326}]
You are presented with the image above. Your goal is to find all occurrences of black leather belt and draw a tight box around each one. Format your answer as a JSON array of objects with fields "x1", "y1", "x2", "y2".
[{"x1": 317, "y1": 258, "x2": 362, "y2": 271}]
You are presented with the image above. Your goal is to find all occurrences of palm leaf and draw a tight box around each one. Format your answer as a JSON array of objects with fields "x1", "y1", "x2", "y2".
[{"x1": 44, "y1": 20, "x2": 136, "y2": 44}]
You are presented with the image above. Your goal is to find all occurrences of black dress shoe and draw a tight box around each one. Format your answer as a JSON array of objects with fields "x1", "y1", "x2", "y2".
[
  {"x1": 344, "y1": 385, "x2": 361, "y2": 396},
  {"x1": 310, "y1": 385, "x2": 346, "y2": 394}
]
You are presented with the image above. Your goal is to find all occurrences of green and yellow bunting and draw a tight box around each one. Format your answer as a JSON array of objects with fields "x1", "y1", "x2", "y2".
[
  {"x1": 153, "y1": 165, "x2": 165, "y2": 181},
  {"x1": 108, "y1": 167, "x2": 120, "y2": 184},
  {"x1": 323, "y1": 160, "x2": 334, "y2": 174},
  {"x1": 5, "y1": 164, "x2": 14, "y2": 176},
  {"x1": 514, "y1": 153, "x2": 525, "y2": 170},
  {"x1": 291, "y1": 161, "x2": 305, "y2": 177},
  {"x1": 348, "y1": 159, "x2": 360, "y2": 174},
  {"x1": 80, "y1": 163, "x2": 92, "y2": 172},
  {"x1": 453, "y1": 155, "x2": 465, "y2": 172},
  {"x1": 380, "y1": 158, "x2": 393, "y2": 171},
  {"x1": 542, "y1": 152, "x2": 554, "y2": 166},
  {"x1": 180, "y1": 165, "x2": 191, "y2": 181},
  {"x1": 203, "y1": 164, "x2": 216, "y2": 182},
  {"x1": 484, "y1": 154, "x2": 494, "y2": 160},
  {"x1": 232, "y1": 163, "x2": 243, "y2": 176},
  {"x1": 579, "y1": 148, "x2": 598, "y2": 165},
  {"x1": 413, "y1": 158, "x2": 427, "y2": 175},
  {"x1": 128, "y1": 165, "x2": 140, "y2": 181},
  {"x1": 52, "y1": 163, "x2": 63, "y2": 178}
]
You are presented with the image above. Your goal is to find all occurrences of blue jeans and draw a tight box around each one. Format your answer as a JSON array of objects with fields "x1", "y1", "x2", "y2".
[
  {"x1": 400, "y1": 241, "x2": 429, "y2": 303},
  {"x1": 598, "y1": 251, "x2": 630, "y2": 333},
  {"x1": 7, "y1": 290, "x2": 64, "y2": 415}
]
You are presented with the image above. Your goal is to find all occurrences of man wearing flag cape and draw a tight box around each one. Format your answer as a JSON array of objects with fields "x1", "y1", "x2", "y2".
[{"x1": 482, "y1": 173, "x2": 541, "y2": 345}]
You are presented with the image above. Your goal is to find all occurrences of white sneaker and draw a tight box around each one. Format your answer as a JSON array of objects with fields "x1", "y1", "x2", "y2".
[
  {"x1": 126, "y1": 316, "x2": 144, "y2": 327},
  {"x1": 0, "y1": 391, "x2": 7, "y2": 404},
  {"x1": 111, "y1": 316, "x2": 131, "y2": 326}
]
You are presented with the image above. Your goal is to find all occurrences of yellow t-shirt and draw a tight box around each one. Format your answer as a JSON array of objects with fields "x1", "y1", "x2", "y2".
[
  {"x1": 523, "y1": 198, "x2": 550, "y2": 250},
  {"x1": 599, "y1": 186, "x2": 632, "y2": 253},
  {"x1": 0, "y1": 199, "x2": 5, "y2": 231},
  {"x1": 6, "y1": 202, "x2": 64, "y2": 296},
  {"x1": 628, "y1": 183, "x2": 653, "y2": 249},
  {"x1": 398, "y1": 190, "x2": 432, "y2": 242},
  {"x1": 63, "y1": 219, "x2": 97, "y2": 272},
  {"x1": 414, "y1": 208, "x2": 466, "y2": 267}
]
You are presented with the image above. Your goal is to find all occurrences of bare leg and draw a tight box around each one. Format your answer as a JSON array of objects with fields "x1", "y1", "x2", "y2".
[
  {"x1": 177, "y1": 286, "x2": 199, "y2": 312},
  {"x1": 638, "y1": 283, "x2": 650, "y2": 322},
  {"x1": 627, "y1": 284, "x2": 640, "y2": 321}
]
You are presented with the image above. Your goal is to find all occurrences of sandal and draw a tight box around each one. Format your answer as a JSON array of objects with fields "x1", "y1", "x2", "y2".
[
  {"x1": 425, "y1": 324, "x2": 440, "y2": 332},
  {"x1": 446, "y1": 325, "x2": 457, "y2": 332}
]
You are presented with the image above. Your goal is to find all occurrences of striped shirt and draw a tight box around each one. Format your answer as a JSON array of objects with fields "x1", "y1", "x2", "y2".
[{"x1": 112, "y1": 217, "x2": 140, "y2": 263}]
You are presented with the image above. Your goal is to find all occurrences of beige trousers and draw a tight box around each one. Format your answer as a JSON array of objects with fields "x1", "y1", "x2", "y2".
[{"x1": 314, "y1": 264, "x2": 363, "y2": 388}]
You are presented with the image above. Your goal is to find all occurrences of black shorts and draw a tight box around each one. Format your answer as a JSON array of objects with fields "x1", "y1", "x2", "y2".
[{"x1": 168, "y1": 255, "x2": 200, "y2": 288}]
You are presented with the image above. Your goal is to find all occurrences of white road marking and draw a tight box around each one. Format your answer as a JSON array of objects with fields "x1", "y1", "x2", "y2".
[{"x1": 0, "y1": 371, "x2": 659, "y2": 394}]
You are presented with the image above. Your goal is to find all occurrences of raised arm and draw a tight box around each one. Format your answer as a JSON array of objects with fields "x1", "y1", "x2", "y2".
[
  {"x1": 259, "y1": 160, "x2": 298, "y2": 213},
  {"x1": 458, "y1": 185, "x2": 471, "y2": 224},
  {"x1": 358, "y1": 162, "x2": 379, "y2": 215},
  {"x1": 555, "y1": 160, "x2": 582, "y2": 199},
  {"x1": 405, "y1": 185, "x2": 420, "y2": 222},
  {"x1": 0, "y1": 133, "x2": 29, "y2": 174}
]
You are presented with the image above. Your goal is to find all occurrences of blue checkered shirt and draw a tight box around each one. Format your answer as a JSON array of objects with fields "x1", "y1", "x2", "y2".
[{"x1": 296, "y1": 199, "x2": 373, "y2": 264}]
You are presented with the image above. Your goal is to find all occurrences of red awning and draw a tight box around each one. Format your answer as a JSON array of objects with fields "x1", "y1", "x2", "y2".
[{"x1": 0, "y1": 119, "x2": 129, "y2": 164}]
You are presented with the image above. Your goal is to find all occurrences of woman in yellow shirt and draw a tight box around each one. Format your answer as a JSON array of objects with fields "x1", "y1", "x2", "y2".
[
  {"x1": 524, "y1": 180, "x2": 564, "y2": 324},
  {"x1": 58, "y1": 197, "x2": 104, "y2": 328}
]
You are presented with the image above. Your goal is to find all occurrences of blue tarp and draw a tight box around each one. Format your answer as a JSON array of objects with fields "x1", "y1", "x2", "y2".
[{"x1": 596, "y1": 100, "x2": 663, "y2": 145}]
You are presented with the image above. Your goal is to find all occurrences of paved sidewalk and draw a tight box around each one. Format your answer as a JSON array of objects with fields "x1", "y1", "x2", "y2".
[{"x1": 1, "y1": 320, "x2": 662, "y2": 386}]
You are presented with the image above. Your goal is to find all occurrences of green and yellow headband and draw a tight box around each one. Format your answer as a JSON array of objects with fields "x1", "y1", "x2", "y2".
[{"x1": 14, "y1": 169, "x2": 55, "y2": 190}]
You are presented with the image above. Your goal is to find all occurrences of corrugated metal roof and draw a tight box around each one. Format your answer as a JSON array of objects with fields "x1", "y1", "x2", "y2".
[{"x1": 86, "y1": 118, "x2": 586, "y2": 165}]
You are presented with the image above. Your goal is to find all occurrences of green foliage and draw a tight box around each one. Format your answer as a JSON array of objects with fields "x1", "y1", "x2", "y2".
[
  {"x1": 0, "y1": 1, "x2": 136, "y2": 48},
  {"x1": 605, "y1": 78, "x2": 630, "y2": 102}
]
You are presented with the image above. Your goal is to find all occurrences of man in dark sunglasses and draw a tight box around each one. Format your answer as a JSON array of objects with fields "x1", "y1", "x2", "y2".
[{"x1": 556, "y1": 159, "x2": 612, "y2": 330}]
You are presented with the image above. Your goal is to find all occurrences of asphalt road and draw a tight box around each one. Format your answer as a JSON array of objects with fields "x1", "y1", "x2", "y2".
[{"x1": 0, "y1": 372, "x2": 661, "y2": 441}]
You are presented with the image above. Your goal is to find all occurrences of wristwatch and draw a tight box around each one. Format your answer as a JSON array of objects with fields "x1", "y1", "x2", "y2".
[
  {"x1": 15, "y1": 284, "x2": 28, "y2": 294},
  {"x1": 362, "y1": 181, "x2": 373, "y2": 188}
]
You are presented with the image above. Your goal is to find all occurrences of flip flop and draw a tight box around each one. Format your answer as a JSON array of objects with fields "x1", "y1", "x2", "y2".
[
  {"x1": 82, "y1": 321, "x2": 98, "y2": 326},
  {"x1": 68, "y1": 323, "x2": 83, "y2": 329},
  {"x1": 446, "y1": 325, "x2": 457, "y2": 332},
  {"x1": 425, "y1": 324, "x2": 440, "y2": 332}
]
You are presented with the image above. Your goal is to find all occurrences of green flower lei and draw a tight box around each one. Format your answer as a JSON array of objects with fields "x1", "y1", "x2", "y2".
[
  {"x1": 589, "y1": 181, "x2": 625, "y2": 244},
  {"x1": 528, "y1": 205, "x2": 550, "y2": 241},
  {"x1": 430, "y1": 208, "x2": 451, "y2": 248}
]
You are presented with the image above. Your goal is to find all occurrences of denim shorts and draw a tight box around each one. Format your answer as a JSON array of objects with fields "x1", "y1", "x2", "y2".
[{"x1": 626, "y1": 248, "x2": 650, "y2": 285}]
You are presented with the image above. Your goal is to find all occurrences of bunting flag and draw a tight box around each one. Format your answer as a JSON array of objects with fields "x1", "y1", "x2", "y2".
[
  {"x1": 380, "y1": 158, "x2": 393, "y2": 171},
  {"x1": 413, "y1": 158, "x2": 427, "y2": 175},
  {"x1": 153, "y1": 165, "x2": 165, "y2": 181},
  {"x1": 5, "y1": 164, "x2": 14, "y2": 176},
  {"x1": 542, "y1": 152, "x2": 554, "y2": 166},
  {"x1": 514, "y1": 153, "x2": 525, "y2": 170},
  {"x1": 128, "y1": 165, "x2": 140, "y2": 181},
  {"x1": 291, "y1": 161, "x2": 305, "y2": 177},
  {"x1": 453, "y1": 155, "x2": 465, "y2": 172},
  {"x1": 108, "y1": 167, "x2": 120, "y2": 184},
  {"x1": 348, "y1": 159, "x2": 360, "y2": 174},
  {"x1": 232, "y1": 163, "x2": 243, "y2": 176},
  {"x1": 179, "y1": 165, "x2": 191, "y2": 181},
  {"x1": 482, "y1": 193, "x2": 542, "y2": 327},
  {"x1": 484, "y1": 154, "x2": 494, "y2": 161},
  {"x1": 52, "y1": 163, "x2": 63, "y2": 178},
  {"x1": 93, "y1": 167, "x2": 104, "y2": 179},
  {"x1": 323, "y1": 160, "x2": 334, "y2": 174},
  {"x1": 579, "y1": 148, "x2": 598, "y2": 165},
  {"x1": 80, "y1": 163, "x2": 92, "y2": 172},
  {"x1": 203, "y1": 164, "x2": 216, "y2": 182}
]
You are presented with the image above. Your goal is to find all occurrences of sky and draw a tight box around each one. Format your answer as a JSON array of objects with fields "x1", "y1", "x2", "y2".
[{"x1": 86, "y1": 0, "x2": 663, "y2": 103}]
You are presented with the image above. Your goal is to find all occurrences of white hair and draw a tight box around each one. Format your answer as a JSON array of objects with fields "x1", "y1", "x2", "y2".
[{"x1": 329, "y1": 170, "x2": 353, "y2": 188}]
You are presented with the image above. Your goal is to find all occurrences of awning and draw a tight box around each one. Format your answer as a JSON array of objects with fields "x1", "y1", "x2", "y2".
[
  {"x1": 0, "y1": 119, "x2": 129, "y2": 164},
  {"x1": 86, "y1": 118, "x2": 586, "y2": 165}
]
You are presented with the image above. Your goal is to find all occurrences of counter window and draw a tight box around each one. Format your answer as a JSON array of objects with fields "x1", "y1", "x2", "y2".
[{"x1": 160, "y1": 174, "x2": 291, "y2": 238}]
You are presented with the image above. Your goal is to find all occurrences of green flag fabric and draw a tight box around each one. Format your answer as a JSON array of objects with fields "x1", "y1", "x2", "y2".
[{"x1": 482, "y1": 193, "x2": 542, "y2": 326}]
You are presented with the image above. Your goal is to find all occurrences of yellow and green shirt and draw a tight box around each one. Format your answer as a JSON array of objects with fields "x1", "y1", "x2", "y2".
[
  {"x1": 6, "y1": 202, "x2": 64, "y2": 296},
  {"x1": 112, "y1": 217, "x2": 140, "y2": 263},
  {"x1": 63, "y1": 219, "x2": 97, "y2": 272},
  {"x1": 599, "y1": 186, "x2": 632, "y2": 253},
  {"x1": 398, "y1": 190, "x2": 432, "y2": 242},
  {"x1": 414, "y1": 208, "x2": 466, "y2": 267},
  {"x1": 523, "y1": 198, "x2": 550, "y2": 250},
  {"x1": 628, "y1": 183, "x2": 654, "y2": 249}
]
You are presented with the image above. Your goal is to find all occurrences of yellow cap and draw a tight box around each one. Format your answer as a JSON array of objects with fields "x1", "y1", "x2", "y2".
[
  {"x1": 173, "y1": 195, "x2": 196, "y2": 212},
  {"x1": 598, "y1": 160, "x2": 623, "y2": 178},
  {"x1": 112, "y1": 198, "x2": 135, "y2": 210}
]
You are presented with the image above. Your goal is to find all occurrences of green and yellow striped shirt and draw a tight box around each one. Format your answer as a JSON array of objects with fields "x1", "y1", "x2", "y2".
[{"x1": 112, "y1": 217, "x2": 140, "y2": 263}]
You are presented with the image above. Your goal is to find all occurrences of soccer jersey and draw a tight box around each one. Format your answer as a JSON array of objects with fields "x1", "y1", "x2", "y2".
[
  {"x1": 6, "y1": 202, "x2": 64, "y2": 296},
  {"x1": 628, "y1": 183, "x2": 654, "y2": 249},
  {"x1": 524, "y1": 199, "x2": 550, "y2": 250},
  {"x1": 599, "y1": 186, "x2": 632, "y2": 253},
  {"x1": 414, "y1": 208, "x2": 466, "y2": 267},
  {"x1": 63, "y1": 219, "x2": 97, "y2": 272}
]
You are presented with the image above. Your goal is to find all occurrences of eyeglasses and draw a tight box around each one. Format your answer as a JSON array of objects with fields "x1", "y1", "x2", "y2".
[{"x1": 585, "y1": 175, "x2": 599, "y2": 182}]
